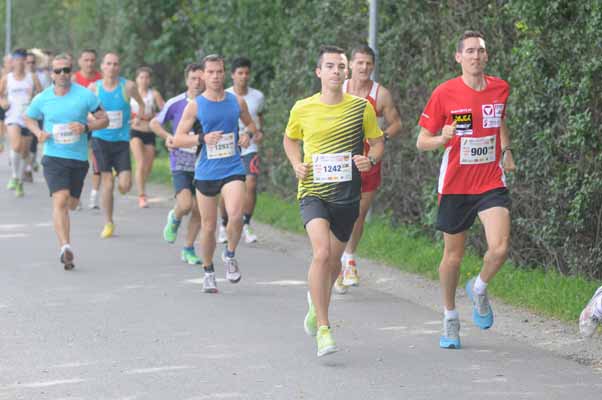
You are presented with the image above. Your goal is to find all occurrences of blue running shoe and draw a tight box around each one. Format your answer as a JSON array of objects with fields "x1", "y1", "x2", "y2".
[
  {"x1": 439, "y1": 317, "x2": 461, "y2": 349},
  {"x1": 466, "y1": 277, "x2": 494, "y2": 329}
]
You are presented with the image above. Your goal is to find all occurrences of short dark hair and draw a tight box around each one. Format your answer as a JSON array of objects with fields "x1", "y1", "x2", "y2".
[
  {"x1": 200, "y1": 54, "x2": 224, "y2": 70},
  {"x1": 231, "y1": 57, "x2": 251, "y2": 73},
  {"x1": 316, "y1": 45, "x2": 346, "y2": 68},
  {"x1": 456, "y1": 30, "x2": 485, "y2": 52},
  {"x1": 185, "y1": 62, "x2": 203, "y2": 79},
  {"x1": 351, "y1": 45, "x2": 376, "y2": 63},
  {"x1": 135, "y1": 66, "x2": 153, "y2": 78},
  {"x1": 80, "y1": 49, "x2": 97, "y2": 57},
  {"x1": 26, "y1": 52, "x2": 35, "y2": 59},
  {"x1": 12, "y1": 48, "x2": 27, "y2": 58}
]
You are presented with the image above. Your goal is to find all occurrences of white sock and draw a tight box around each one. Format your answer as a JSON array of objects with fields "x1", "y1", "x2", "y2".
[
  {"x1": 342, "y1": 251, "x2": 354, "y2": 261},
  {"x1": 16, "y1": 154, "x2": 26, "y2": 180},
  {"x1": 594, "y1": 295, "x2": 602, "y2": 319},
  {"x1": 60, "y1": 243, "x2": 71, "y2": 253},
  {"x1": 474, "y1": 275, "x2": 488, "y2": 295},
  {"x1": 10, "y1": 150, "x2": 19, "y2": 179},
  {"x1": 444, "y1": 308, "x2": 459, "y2": 320},
  {"x1": 90, "y1": 189, "x2": 98, "y2": 197}
]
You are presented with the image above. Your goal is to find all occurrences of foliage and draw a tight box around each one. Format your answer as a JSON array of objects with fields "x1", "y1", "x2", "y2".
[{"x1": 4, "y1": 0, "x2": 602, "y2": 278}]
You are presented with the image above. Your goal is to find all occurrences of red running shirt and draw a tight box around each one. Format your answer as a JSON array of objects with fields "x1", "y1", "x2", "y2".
[
  {"x1": 73, "y1": 71, "x2": 102, "y2": 88},
  {"x1": 419, "y1": 76, "x2": 510, "y2": 195}
]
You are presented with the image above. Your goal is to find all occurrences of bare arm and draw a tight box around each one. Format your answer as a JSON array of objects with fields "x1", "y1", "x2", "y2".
[
  {"x1": 171, "y1": 101, "x2": 204, "y2": 148},
  {"x1": 126, "y1": 80, "x2": 145, "y2": 121},
  {"x1": 283, "y1": 135, "x2": 309, "y2": 180},
  {"x1": 153, "y1": 89, "x2": 165, "y2": 112},
  {"x1": 32, "y1": 74, "x2": 42, "y2": 94},
  {"x1": 236, "y1": 96, "x2": 256, "y2": 147},
  {"x1": 378, "y1": 87, "x2": 402, "y2": 139},
  {"x1": 353, "y1": 136, "x2": 385, "y2": 172},
  {"x1": 24, "y1": 116, "x2": 49, "y2": 143},
  {"x1": 500, "y1": 118, "x2": 515, "y2": 172},
  {"x1": 87, "y1": 107, "x2": 109, "y2": 131},
  {"x1": 416, "y1": 122, "x2": 455, "y2": 151},
  {"x1": 0, "y1": 76, "x2": 8, "y2": 109},
  {"x1": 149, "y1": 118, "x2": 172, "y2": 141}
]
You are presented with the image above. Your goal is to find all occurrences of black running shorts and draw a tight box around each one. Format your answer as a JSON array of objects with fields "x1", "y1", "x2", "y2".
[
  {"x1": 299, "y1": 196, "x2": 359, "y2": 243},
  {"x1": 42, "y1": 155, "x2": 89, "y2": 198}
]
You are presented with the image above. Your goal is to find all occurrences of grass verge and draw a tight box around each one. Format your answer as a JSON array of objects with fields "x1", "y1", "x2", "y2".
[{"x1": 150, "y1": 156, "x2": 600, "y2": 322}]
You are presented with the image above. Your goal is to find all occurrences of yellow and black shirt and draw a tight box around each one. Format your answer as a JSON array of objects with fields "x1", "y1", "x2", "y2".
[{"x1": 285, "y1": 93, "x2": 383, "y2": 205}]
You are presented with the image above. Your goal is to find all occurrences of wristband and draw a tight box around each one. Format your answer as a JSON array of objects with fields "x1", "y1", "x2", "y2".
[
  {"x1": 197, "y1": 133, "x2": 203, "y2": 146},
  {"x1": 83, "y1": 123, "x2": 89, "y2": 133}
]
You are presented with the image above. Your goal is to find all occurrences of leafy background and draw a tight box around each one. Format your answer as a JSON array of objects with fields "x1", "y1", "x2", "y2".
[{"x1": 1, "y1": 0, "x2": 601, "y2": 278}]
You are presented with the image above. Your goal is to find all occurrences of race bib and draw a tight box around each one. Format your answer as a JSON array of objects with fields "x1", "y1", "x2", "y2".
[
  {"x1": 52, "y1": 123, "x2": 80, "y2": 145},
  {"x1": 460, "y1": 135, "x2": 496, "y2": 165},
  {"x1": 106, "y1": 111, "x2": 123, "y2": 129},
  {"x1": 312, "y1": 152, "x2": 352, "y2": 183},
  {"x1": 206, "y1": 132, "x2": 235, "y2": 159},
  {"x1": 180, "y1": 131, "x2": 198, "y2": 154}
]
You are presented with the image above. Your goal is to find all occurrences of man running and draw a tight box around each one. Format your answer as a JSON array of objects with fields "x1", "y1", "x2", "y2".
[
  {"x1": 219, "y1": 57, "x2": 265, "y2": 244},
  {"x1": 24, "y1": 53, "x2": 108, "y2": 270},
  {"x1": 283, "y1": 45, "x2": 384, "y2": 357},
  {"x1": 150, "y1": 63, "x2": 204, "y2": 265},
  {"x1": 88, "y1": 52, "x2": 146, "y2": 238},
  {"x1": 73, "y1": 49, "x2": 103, "y2": 209},
  {"x1": 170, "y1": 54, "x2": 260, "y2": 293},
  {"x1": 416, "y1": 31, "x2": 516, "y2": 349},
  {"x1": 335, "y1": 44, "x2": 402, "y2": 293},
  {"x1": 580, "y1": 286, "x2": 602, "y2": 337},
  {"x1": 0, "y1": 48, "x2": 42, "y2": 197}
]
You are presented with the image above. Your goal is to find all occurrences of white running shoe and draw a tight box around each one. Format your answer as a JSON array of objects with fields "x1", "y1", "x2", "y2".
[
  {"x1": 243, "y1": 224, "x2": 258, "y2": 243},
  {"x1": 203, "y1": 272, "x2": 218, "y2": 293},
  {"x1": 222, "y1": 251, "x2": 241, "y2": 283},
  {"x1": 333, "y1": 273, "x2": 348, "y2": 294},
  {"x1": 88, "y1": 189, "x2": 99, "y2": 209},
  {"x1": 342, "y1": 258, "x2": 359, "y2": 287},
  {"x1": 579, "y1": 286, "x2": 602, "y2": 337},
  {"x1": 217, "y1": 224, "x2": 228, "y2": 243}
]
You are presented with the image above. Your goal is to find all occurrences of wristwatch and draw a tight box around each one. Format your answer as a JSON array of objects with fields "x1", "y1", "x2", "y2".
[
  {"x1": 83, "y1": 123, "x2": 89, "y2": 133},
  {"x1": 368, "y1": 156, "x2": 377, "y2": 166}
]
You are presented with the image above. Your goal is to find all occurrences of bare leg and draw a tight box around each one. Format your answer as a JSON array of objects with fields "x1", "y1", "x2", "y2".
[
  {"x1": 478, "y1": 207, "x2": 511, "y2": 282},
  {"x1": 101, "y1": 172, "x2": 114, "y2": 224},
  {"x1": 345, "y1": 190, "x2": 377, "y2": 254},
  {"x1": 196, "y1": 191, "x2": 218, "y2": 266},
  {"x1": 52, "y1": 190, "x2": 71, "y2": 246},
  {"x1": 221, "y1": 180, "x2": 246, "y2": 253},
  {"x1": 439, "y1": 232, "x2": 466, "y2": 311},
  {"x1": 130, "y1": 138, "x2": 145, "y2": 196}
]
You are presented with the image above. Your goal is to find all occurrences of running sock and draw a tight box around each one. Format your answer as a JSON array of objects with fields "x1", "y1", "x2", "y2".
[
  {"x1": 221, "y1": 215, "x2": 228, "y2": 227},
  {"x1": 204, "y1": 263, "x2": 215, "y2": 273},
  {"x1": 243, "y1": 213, "x2": 252, "y2": 225},
  {"x1": 444, "y1": 308, "x2": 459, "y2": 320},
  {"x1": 225, "y1": 249, "x2": 235, "y2": 259},
  {"x1": 342, "y1": 251, "x2": 355, "y2": 261},
  {"x1": 10, "y1": 150, "x2": 19, "y2": 179},
  {"x1": 474, "y1": 275, "x2": 488, "y2": 295},
  {"x1": 594, "y1": 296, "x2": 602, "y2": 319},
  {"x1": 16, "y1": 154, "x2": 25, "y2": 180},
  {"x1": 60, "y1": 243, "x2": 71, "y2": 253},
  {"x1": 183, "y1": 246, "x2": 194, "y2": 252},
  {"x1": 171, "y1": 211, "x2": 181, "y2": 226}
]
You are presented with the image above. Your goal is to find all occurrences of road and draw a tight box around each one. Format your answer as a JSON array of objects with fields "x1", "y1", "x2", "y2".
[{"x1": 0, "y1": 152, "x2": 600, "y2": 400}]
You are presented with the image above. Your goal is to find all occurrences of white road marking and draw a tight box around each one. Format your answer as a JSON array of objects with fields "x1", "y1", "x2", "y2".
[
  {"x1": 0, "y1": 233, "x2": 27, "y2": 239},
  {"x1": 0, "y1": 224, "x2": 26, "y2": 230},
  {"x1": 125, "y1": 365, "x2": 194, "y2": 374},
  {"x1": 7, "y1": 378, "x2": 85, "y2": 388},
  {"x1": 255, "y1": 280, "x2": 306, "y2": 286},
  {"x1": 379, "y1": 326, "x2": 408, "y2": 331},
  {"x1": 185, "y1": 278, "x2": 226, "y2": 285}
]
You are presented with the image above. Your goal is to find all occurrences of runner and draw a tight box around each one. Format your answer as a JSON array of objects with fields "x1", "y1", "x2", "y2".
[
  {"x1": 150, "y1": 63, "x2": 204, "y2": 265},
  {"x1": 219, "y1": 57, "x2": 265, "y2": 244},
  {"x1": 169, "y1": 54, "x2": 260, "y2": 293},
  {"x1": 0, "y1": 55, "x2": 11, "y2": 154},
  {"x1": 416, "y1": 31, "x2": 515, "y2": 349},
  {"x1": 335, "y1": 44, "x2": 402, "y2": 294},
  {"x1": 580, "y1": 286, "x2": 602, "y2": 337},
  {"x1": 24, "y1": 53, "x2": 108, "y2": 270},
  {"x1": 89, "y1": 52, "x2": 146, "y2": 238},
  {"x1": 0, "y1": 48, "x2": 42, "y2": 197},
  {"x1": 283, "y1": 45, "x2": 384, "y2": 357},
  {"x1": 23, "y1": 52, "x2": 40, "y2": 182},
  {"x1": 73, "y1": 49, "x2": 103, "y2": 209},
  {"x1": 130, "y1": 66, "x2": 165, "y2": 208}
]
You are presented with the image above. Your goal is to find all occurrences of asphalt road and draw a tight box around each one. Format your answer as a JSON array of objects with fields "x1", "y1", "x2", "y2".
[{"x1": 0, "y1": 151, "x2": 600, "y2": 400}]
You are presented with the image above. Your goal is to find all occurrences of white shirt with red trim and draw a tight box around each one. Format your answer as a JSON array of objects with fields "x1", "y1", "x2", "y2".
[{"x1": 419, "y1": 75, "x2": 510, "y2": 195}]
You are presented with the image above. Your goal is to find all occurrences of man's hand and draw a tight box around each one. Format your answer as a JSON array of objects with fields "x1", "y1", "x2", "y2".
[
  {"x1": 203, "y1": 130, "x2": 224, "y2": 145},
  {"x1": 37, "y1": 131, "x2": 51, "y2": 144},
  {"x1": 165, "y1": 136, "x2": 176, "y2": 149},
  {"x1": 440, "y1": 120, "x2": 456, "y2": 145},
  {"x1": 239, "y1": 132, "x2": 250, "y2": 148},
  {"x1": 294, "y1": 162, "x2": 310, "y2": 180},
  {"x1": 352, "y1": 155, "x2": 372, "y2": 172},
  {"x1": 503, "y1": 150, "x2": 516, "y2": 173},
  {"x1": 68, "y1": 122, "x2": 86, "y2": 135}
]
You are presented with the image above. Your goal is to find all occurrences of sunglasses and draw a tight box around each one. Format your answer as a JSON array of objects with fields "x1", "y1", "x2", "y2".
[{"x1": 53, "y1": 67, "x2": 71, "y2": 75}]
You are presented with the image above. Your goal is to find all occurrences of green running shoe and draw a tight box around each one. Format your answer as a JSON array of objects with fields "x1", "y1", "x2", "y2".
[
  {"x1": 316, "y1": 325, "x2": 337, "y2": 357},
  {"x1": 6, "y1": 178, "x2": 17, "y2": 190},
  {"x1": 304, "y1": 291, "x2": 317, "y2": 336},
  {"x1": 163, "y1": 209, "x2": 180, "y2": 243},
  {"x1": 15, "y1": 182, "x2": 24, "y2": 197},
  {"x1": 181, "y1": 248, "x2": 201, "y2": 265}
]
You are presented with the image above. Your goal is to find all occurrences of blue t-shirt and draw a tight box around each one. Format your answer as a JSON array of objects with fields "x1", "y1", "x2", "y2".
[
  {"x1": 92, "y1": 77, "x2": 131, "y2": 142},
  {"x1": 26, "y1": 83, "x2": 101, "y2": 161},
  {"x1": 194, "y1": 92, "x2": 245, "y2": 180}
]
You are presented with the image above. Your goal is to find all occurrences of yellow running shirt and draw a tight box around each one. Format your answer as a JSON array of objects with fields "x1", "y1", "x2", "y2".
[{"x1": 285, "y1": 93, "x2": 383, "y2": 204}]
